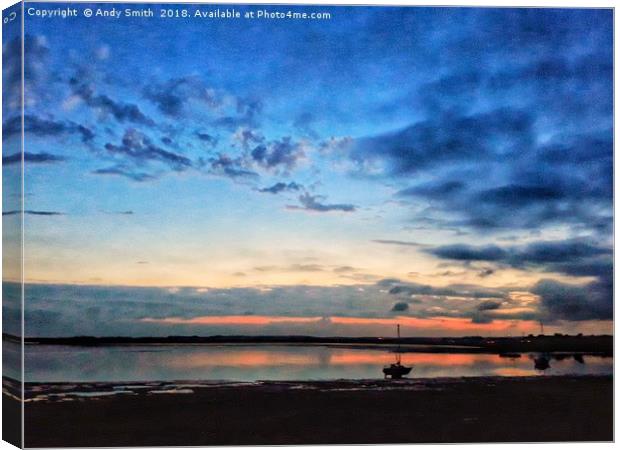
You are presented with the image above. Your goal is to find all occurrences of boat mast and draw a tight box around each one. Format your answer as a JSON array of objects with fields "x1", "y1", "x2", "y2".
[{"x1": 396, "y1": 324, "x2": 401, "y2": 364}]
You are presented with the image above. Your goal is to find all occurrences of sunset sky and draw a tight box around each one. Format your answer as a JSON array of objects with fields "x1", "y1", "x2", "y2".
[{"x1": 2, "y1": 5, "x2": 613, "y2": 337}]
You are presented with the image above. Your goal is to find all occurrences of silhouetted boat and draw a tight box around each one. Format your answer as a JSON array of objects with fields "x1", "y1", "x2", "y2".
[
  {"x1": 383, "y1": 324, "x2": 412, "y2": 379},
  {"x1": 534, "y1": 355, "x2": 551, "y2": 371}
]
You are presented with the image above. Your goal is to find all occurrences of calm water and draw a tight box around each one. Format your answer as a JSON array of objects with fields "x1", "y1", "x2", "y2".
[{"x1": 16, "y1": 344, "x2": 612, "y2": 383}]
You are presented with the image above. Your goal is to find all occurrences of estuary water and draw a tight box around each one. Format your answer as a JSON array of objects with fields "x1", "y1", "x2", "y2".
[{"x1": 15, "y1": 343, "x2": 613, "y2": 383}]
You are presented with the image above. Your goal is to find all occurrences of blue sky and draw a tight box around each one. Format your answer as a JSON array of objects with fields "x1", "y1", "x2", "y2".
[{"x1": 2, "y1": 4, "x2": 613, "y2": 336}]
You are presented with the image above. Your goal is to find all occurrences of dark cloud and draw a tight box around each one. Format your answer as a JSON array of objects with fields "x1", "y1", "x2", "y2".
[
  {"x1": 234, "y1": 128, "x2": 264, "y2": 150},
  {"x1": 72, "y1": 82, "x2": 155, "y2": 126},
  {"x1": 287, "y1": 193, "x2": 356, "y2": 213},
  {"x1": 387, "y1": 281, "x2": 505, "y2": 300},
  {"x1": 3, "y1": 115, "x2": 94, "y2": 143},
  {"x1": 376, "y1": 278, "x2": 402, "y2": 287},
  {"x1": 27, "y1": 210, "x2": 64, "y2": 216},
  {"x1": 250, "y1": 137, "x2": 304, "y2": 171},
  {"x1": 104, "y1": 129, "x2": 192, "y2": 171},
  {"x1": 470, "y1": 313, "x2": 494, "y2": 324},
  {"x1": 92, "y1": 165, "x2": 156, "y2": 182},
  {"x1": 207, "y1": 154, "x2": 258, "y2": 179},
  {"x1": 347, "y1": 10, "x2": 612, "y2": 238},
  {"x1": 3, "y1": 152, "x2": 65, "y2": 165},
  {"x1": 427, "y1": 238, "x2": 612, "y2": 322},
  {"x1": 143, "y1": 77, "x2": 219, "y2": 117},
  {"x1": 427, "y1": 239, "x2": 612, "y2": 278},
  {"x1": 371, "y1": 239, "x2": 425, "y2": 247},
  {"x1": 548, "y1": 260, "x2": 613, "y2": 278},
  {"x1": 512, "y1": 240, "x2": 611, "y2": 265},
  {"x1": 429, "y1": 244, "x2": 507, "y2": 262},
  {"x1": 195, "y1": 132, "x2": 218, "y2": 147},
  {"x1": 387, "y1": 286, "x2": 413, "y2": 295},
  {"x1": 6, "y1": 115, "x2": 64, "y2": 137},
  {"x1": 398, "y1": 181, "x2": 465, "y2": 200},
  {"x1": 393, "y1": 132, "x2": 611, "y2": 233},
  {"x1": 477, "y1": 300, "x2": 501, "y2": 311},
  {"x1": 257, "y1": 182, "x2": 302, "y2": 194},
  {"x1": 3, "y1": 210, "x2": 64, "y2": 216},
  {"x1": 478, "y1": 268, "x2": 495, "y2": 278},
  {"x1": 350, "y1": 108, "x2": 533, "y2": 176},
  {"x1": 533, "y1": 278, "x2": 612, "y2": 321},
  {"x1": 75, "y1": 124, "x2": 95, "y2": 142},
  {"x1": 478, "y1": 184, "x2": 565, "y2": 207},
  {"x1": 391, "y1": 302, "x2": 409, "y2": 312}
]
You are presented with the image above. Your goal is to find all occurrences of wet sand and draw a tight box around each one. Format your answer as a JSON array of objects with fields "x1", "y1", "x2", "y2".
[{"x1": 18, "y1": 375, "x2": 612, "y2": 446}]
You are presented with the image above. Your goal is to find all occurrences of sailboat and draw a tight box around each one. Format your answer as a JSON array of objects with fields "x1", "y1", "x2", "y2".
[
  {"x1": 382, "y1": 324, "x2": 412, "y2": 379},
  {"x1": 534, "y1": 354, "x2": 551, "y2": 371}
]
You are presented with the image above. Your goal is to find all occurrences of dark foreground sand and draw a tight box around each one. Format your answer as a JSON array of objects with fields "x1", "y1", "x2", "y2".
[{"x1": 17, "y1": 375, "x2": 613, "y2": 446}]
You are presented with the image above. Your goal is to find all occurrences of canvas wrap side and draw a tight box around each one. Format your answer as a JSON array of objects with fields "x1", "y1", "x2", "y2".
[{"x1": 2, "y1": 1, "x2": 24, "y2": 448}]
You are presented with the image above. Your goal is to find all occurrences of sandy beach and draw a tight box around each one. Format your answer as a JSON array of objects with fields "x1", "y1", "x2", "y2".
[{"x1": 14, "y1": 375, "x2": 613, "y2": 446}]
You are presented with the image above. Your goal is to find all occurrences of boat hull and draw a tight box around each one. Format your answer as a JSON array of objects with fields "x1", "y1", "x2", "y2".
[{"x1": 383, "y1": 365, "x2": 412, "y2": 379}]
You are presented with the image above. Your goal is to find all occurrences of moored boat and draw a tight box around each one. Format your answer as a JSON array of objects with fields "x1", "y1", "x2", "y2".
[{"x1": 383, "y1": 324, "x2": 412, "y2": 379}]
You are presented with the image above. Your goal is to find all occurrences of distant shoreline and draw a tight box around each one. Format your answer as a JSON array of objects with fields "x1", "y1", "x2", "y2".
[{"x1": 5, "y1": 333, "x2": 613, "y2": 355}]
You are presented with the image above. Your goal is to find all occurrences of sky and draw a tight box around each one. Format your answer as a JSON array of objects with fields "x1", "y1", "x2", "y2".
[{"x1": 2, "y1": 4, "x2": 613, "y2": 337}]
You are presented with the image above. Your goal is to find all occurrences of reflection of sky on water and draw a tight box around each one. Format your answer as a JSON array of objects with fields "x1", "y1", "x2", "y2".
[
  {"x1": 23, "y1": 344, "x2": 612, "y2": 383},
  {"x1": 3, "y1": 341, "x2": 22, "y2": 380}
]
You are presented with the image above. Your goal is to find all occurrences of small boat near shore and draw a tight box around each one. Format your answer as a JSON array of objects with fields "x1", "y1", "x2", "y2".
[
  {"x1": 383, "y1": 324, "x2": 412, "y2": 379},
  {"x1": 534, "y1": 355, "x2": 551, "y2": 371}
]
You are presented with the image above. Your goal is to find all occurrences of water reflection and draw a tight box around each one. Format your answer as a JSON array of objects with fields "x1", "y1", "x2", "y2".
[
  {"x1": 526, "y1": 352, "x2": 593, "y2": 372},
  {"x1": 533, "y1": 354, "x2": 551, "y2": 371},
  {"x1": 23, "y1": 344, "x2": 613, "y2": 383}
]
